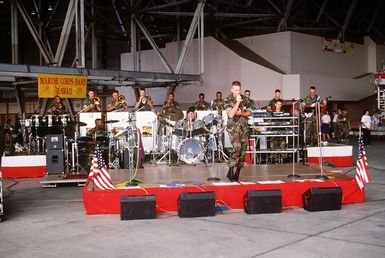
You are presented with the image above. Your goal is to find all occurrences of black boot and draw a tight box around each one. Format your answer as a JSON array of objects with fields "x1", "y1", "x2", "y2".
[
  {"x1": 234, "y1": 166, "x2": 242, "y2": 182},
  {"x1": 227, "y1": 167, "x2": 235, "y2": 182}
]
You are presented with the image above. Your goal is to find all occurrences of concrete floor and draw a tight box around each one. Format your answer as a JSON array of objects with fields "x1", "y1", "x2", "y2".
[{"x1": 1, "y1": 137, "x2": 385, "y2": 258}]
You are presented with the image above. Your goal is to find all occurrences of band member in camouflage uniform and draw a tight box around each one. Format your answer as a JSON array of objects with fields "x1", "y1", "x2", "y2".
[
  {"x1": 82, "y1": 90, "x2": 102, "y2": 112},
  {"x1": 337, "y1": 108, "x2": 350, "y2": 143},
  {"x1": 193, "y1": 93, "x2": 210, "y2": 111},
  {"x1": 302, "y1": 86, "x2": 321, "y2": 146},
  {"x1": 270, "y1": 100, "x2": 286, "y2": 151},
  {"x1": 224, "y1": 81, "x2": 252, "y2": 181},
  {"x1": 267, "y1": 89, "x2": 284, "y2": 112},
  {"x1": 244, "y1": 90, "x2": 256, "y2": 110},
  {"x1": 47, "y1": 95, "x2": 67, "y2": 115},
  {"x1": 86, "y1": 118, "x2": 107, "y2": 138},
  {"x1": 163, "y1": 92, "x2": 180, "y2": 110},
  {"x1": 211, "y1": 91, "x2": 225, "y2": 115},
  {"x1": 135, "y1": 88, "x2": 153, "y2": 111},
  {"x1": 107, "y1": 90, "x2": 128, "y2": 111}
]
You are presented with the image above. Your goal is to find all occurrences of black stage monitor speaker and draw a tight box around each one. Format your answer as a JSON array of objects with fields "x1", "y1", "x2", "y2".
[
  {"x1": 302, "y1": 187, "x2": 343, "y2": 212},
  {"x1": 120, "y1": 195, "x2": 157, "y2": 220},
  {"x1": 46, "y1": 149, "x2": 64, "y2": 174},
  {"x1": 46, "y1": 134, "x2": 64, "y2": 150},
  {"x1": 178, "y1": 192, "x2": 216, "y2": 218},
  {"x1": 244, "y1": 189, "x2": 282, "y2": 214}
]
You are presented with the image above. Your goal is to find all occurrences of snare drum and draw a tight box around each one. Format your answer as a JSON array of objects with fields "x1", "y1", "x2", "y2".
[
  {"x1": 175, "y1": 119, "x2": 187, "y2": 137},
  {"x1": 191, "y1": 120, "x2": 206, "y2": 137},
  {"x1": 171, "y1": 135, "x2": 182, "y2": 150},
  {"x1": 203, "y1": 113, "x2": 219, "y2": 127},
  {"x1": 177, "y1": 138, "x2": 205, "y2": 165}
]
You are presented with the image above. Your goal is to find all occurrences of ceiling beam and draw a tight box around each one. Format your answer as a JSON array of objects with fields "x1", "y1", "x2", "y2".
[
  {"x1": 316, "y1": 0, "x2": 328, "y2": 22},
  {"x1": 366, "y1": 1, "x2": 382, "y2": 34},
  {"x1": 337, "y1": 0, "x2": 358, "y2": 41},
  {"x1": 277, "y1": 0, "x2": 294, "y2": 32}
]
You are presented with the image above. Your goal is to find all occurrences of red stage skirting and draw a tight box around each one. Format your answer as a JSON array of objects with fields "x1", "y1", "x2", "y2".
[
  {"x1": 1, "y1": 155, "x2": 47, "y2": 179},
  {"x1": 83, "y1": 178, "x2": 364, "y2": 215},
  {"x1": 2, "y1": 166, "x2": 47, "y2": 179},
  {"x1": 308, "y1": 156, "x2": 353, "y2": 167}
]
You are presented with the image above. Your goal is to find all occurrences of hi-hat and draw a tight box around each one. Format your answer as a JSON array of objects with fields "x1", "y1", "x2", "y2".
[
  {"x1": 67, "y1": 121, "x2": 87, "y2": 126},
  {"x1": 105, "y1": 120, "x2": 119, "y2": 124}
]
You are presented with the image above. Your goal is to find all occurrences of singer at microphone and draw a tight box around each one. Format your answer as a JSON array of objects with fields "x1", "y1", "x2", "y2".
[{"x1": 223, "y1": 81, "x2": 253, "y2": 183}]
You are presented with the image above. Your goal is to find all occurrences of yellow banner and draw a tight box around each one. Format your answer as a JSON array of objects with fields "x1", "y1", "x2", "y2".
[{"x1": 38, "y1": 74, "x2": 87, "y2": 98}]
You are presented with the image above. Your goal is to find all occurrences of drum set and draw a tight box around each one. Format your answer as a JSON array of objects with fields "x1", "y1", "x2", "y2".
[
  {"x1": 15, "y1": 108, "x2": 229, "y2": 173},
  {"x1": 155, "y1": 108, "x2": 228, "y2": 165}
]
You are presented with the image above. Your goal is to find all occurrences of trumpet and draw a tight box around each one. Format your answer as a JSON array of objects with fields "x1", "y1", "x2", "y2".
[
  {"x1": 92, "y1": 96, "x2": 100, "y2": 105},
  {"x1": 117, "y1": 95, "x2": 126, "y2": 104},
  {"x1": 141, "y1": 96, "x2": 147, "y2": 104}
]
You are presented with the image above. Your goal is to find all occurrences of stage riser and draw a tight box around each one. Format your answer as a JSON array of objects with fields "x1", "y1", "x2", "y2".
[{"x1": 83, "y1": 180, "x2": 364, "y2": 215}]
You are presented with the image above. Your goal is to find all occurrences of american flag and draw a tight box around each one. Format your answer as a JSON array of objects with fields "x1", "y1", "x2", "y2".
[
  {"x1": 88, "y1": 145, "x2": 115, "y2": 190},
  {"x1": 355, "y1": 137, "x2": 370, "y2": 190}
]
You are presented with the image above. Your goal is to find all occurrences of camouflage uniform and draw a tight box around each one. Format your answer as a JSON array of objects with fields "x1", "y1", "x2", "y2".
[
  {"x1": 211, "y1": 99, "x2": 225, "y2": 115},
  {"x1": 224, "y1": 94, "x2": 253, "y2": 169},
  {"x1": 337, "y1": 113, "x2": 350, "y2": 142},
  {"x1": 136, "y1": 96, "x2": 153, "y2": 111},
  {"x1": 267, "y1": 98, "x2": 284, "y2": 111},
  {"x1": 194, "y1": 100, "x2": 210, "y2": 111},
  {"x1": 108, "y1": 99, "x2": 127, "y2": 111},
  {"x1": 83, "y1": 98, "x2": 100, "y2": 112},
  {"x1": 86, "y1": 127, "x2": 107, "y2": 138},
  {"x1": 47, "y1": 102, "x2": 66, "y2": 115},
  {"x1": 303, "y1": 95, "x2": 319, "y2": 146},
  {"x1": 163, "y1": 100, "x2": 180, "y2": 109},
  {"x1": 249, "y1": 98, "x2": 256, "y2": 110}
]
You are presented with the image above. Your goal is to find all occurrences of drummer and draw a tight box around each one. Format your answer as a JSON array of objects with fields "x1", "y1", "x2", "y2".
[
  {"x1": 47, "y1": 95, "x2": 67, "y2": 115},
  {"x1": 82, "y1": 90, "x2": 102, "y2": 112},
  {"x1": 86, "y1": 118, "x2": 107, "y2": 138},
  {"x1": 178, "y1": 107, "x2": 208, "y2": 138},
  {"x1": 135, "y1": 88, "x2": 153, "y2": 111}
]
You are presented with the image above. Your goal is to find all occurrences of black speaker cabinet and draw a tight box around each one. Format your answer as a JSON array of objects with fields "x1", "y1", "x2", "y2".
[
  {"x1": 120, "y1": 195, "x2": 157, "y2": 220},
  {"x1": 46, "y1": 134, "x2": 64, "y2": 150},
  {"x1": 178, "y1": 192, "x2": 216, "y2": 218},
  {"x1": 46, "y1": 149, "x2": 64, "y2": 174},
  {"x1": 302, "y1": 187, "x2": 343, "y2": 212},
  {"x1": 244, "y1": 189, "x2": 282, "y2": 214}
]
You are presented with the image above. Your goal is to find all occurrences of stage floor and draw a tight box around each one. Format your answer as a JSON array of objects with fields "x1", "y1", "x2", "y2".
[{"x1": 101, "y1": 163, "x2": 352, "y2": 187}]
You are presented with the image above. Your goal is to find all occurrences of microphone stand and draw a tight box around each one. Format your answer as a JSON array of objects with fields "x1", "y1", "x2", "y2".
[
  {"x1": 315, "y1": 100, "x2": 328, "y2": 180},
  {"x1": 288, "y1": 101, "x2": 300, "y2": 178}
]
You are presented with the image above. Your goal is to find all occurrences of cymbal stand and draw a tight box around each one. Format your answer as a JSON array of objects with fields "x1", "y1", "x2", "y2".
[
  {"x1": 69, "y1": 126, "x2": 86, "y2": 174},
  {"x1": 63, "y1": 128, "x2": 70, "y2": 174},
  {"x1": 108, "y1": 131, "x2": 119, "y2": 169},
  {"x1": 216, "y1": 117, "x2": 229, "y2": 162},
  {"x1": 156, "y1": 115, "x2": 173, "y2": 165}
]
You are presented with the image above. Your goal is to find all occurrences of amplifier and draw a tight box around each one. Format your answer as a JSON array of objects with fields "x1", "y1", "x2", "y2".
[{"x1": 46, "y1": 134, "x2": 64, "y2": 150}]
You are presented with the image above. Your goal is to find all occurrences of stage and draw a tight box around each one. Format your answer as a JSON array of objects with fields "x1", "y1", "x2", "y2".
[{"x1": 82, "y1": 163, "x2": 364, "y2": 215}]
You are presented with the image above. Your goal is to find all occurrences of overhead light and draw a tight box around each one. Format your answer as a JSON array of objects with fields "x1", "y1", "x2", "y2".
[
  {"x1": 0, "y1": 1, "x2": 5, "y2": 4},
  {"x1": 31, "y1": 10, "x2": 36, "y2": 15},
  {"x1": 48, "y1": 5, "x2": 53, "y2": 11}
]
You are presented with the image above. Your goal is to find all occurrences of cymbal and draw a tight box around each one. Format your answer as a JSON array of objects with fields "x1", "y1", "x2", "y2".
[
  {"x1": 105, "y1": 120, "x2": 119, "y2": 124},
  {"x1": 67, "y1": 121, "x2": 87, "y2": 126}
]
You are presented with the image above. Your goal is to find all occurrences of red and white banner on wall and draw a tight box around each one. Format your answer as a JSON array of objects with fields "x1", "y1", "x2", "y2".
[{"x1": 322, "y1": 38, "x2": 354, "y2": 55}]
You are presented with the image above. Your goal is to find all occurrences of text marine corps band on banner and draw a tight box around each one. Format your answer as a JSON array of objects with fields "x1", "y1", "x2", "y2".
[{"x1": 9, "y1": 76, "x2": 355, "y2": 183}]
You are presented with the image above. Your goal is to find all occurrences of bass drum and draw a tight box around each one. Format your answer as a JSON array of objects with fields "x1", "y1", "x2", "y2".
[{"x1": 177, "y1": 138, "x2": 204, "y2": 165}]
